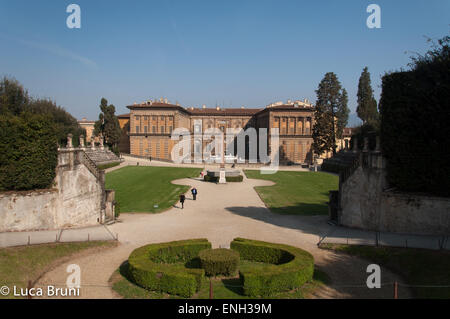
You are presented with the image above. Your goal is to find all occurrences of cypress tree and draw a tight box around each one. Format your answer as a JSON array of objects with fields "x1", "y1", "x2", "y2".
[{"x1": 356, "y1": 67, "x2": 379, "y2": 124}]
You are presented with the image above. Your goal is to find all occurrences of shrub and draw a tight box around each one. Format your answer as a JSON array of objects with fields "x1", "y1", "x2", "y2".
[
  {"x1": 230, "y1": 238, "x2": 314, "y2": 297},
  {"x1": 0, "y1": 113, "x2": 58, "y2": 191},
  {"x1": 127, "y1": 239, "x2": 211, "y2": 297},
  {"x1": 199, "y1": 248, "x2": 240, "y2": 277},
  {"x1": 226, "y1": 175, "x2": 243, "y2": 182},
  {"x1": 379, "y1": 36, "x2": 450, "y2": 197},
  {"x1": 114, "y1": 201, "x2": 120, "y2": 218},
  {"x1": 203, "y1": 175, "x2": 243, "y2": 183},
  {"x1": 203, "y1": 175, "x2": 218, "y2": 183},
  {"x1": 97, "y1": 162, "x2": 121, "y2": 170}
]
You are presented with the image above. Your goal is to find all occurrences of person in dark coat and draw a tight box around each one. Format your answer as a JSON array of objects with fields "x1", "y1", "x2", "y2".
[
  {"x1": 191, "y1": 187, "x2": 198, "y2": 200},
  {"x1": 179, "y1": 194, "x2": 186, "y2": 209}
]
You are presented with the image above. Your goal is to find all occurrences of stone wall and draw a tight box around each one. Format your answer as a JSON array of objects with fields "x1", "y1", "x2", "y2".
[
  {"x1": 0, "y1": 137, "x2": 114, "y2": 232},
  {"x1": 338, "y1": 143, "x2": 450, "y2": 235}
]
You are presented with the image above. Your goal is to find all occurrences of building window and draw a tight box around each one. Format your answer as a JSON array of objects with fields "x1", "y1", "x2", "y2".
[
  {"x1": 144, "y1": 126, "x2": 148, "y2": 133},
  {"x1": 161, "y1": 126, "x2": 165, "y2": 133},
  {"x1": 169, "y1": 126, "x2": 173, "y2": 134},
  {"x1": 136, "y1": 126, "x2": 140, "y2": 133},
  {"x1": 152, "y1": 116, "x2": 157, "y2": 121},
  {"x1": 152, "y1": 126, "x2": 156, "y2": 133},
  {"x1": 160, "y1": 116, "x2": 164, "y2": 121}
]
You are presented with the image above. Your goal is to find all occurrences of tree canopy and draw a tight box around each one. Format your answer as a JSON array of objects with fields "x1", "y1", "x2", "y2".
[
  {"x1": 94, "y1": 98, "x2": 121, "y2": 152},
  {"x1": 312, "y1": 72, "x2": 349, "y2": 156},
  {"x1": 356, "y1": 67, "x2": 379, "y2": 125}
]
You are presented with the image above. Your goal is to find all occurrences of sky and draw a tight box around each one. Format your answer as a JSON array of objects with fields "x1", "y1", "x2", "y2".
[{"x1": 0, "y1": 1, "x2": 448, "y2": 125}]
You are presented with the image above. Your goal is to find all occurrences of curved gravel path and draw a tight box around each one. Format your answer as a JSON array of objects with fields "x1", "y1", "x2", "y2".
[{"x1": 38, "y1": 171, "x2": 411, "y2": 299}]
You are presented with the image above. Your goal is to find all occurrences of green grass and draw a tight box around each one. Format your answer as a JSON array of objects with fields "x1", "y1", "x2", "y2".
[
  {"x1": 0, "y1": 241, "x2": 116, "y2": 299},
  {"x1": 244, "y1": 170, "x2": 338, "y2": 215},
  {"x1": 321, "y1": 244, "x2": 450, "y2": 299},
  {"x1": 110, "y1": 260, "x2": 330, "y2": 299},
  {"x1": 105, "y1": 166, "x2": 201, "y2": 213}
]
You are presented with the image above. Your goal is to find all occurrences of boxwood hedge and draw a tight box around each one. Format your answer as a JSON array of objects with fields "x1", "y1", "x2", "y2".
[
  {"x1": 203, "y1": 175, "x2": 243, "y2": 183},
  {"x1": 230, "y1": 238, "x2": 314, "y2": 297},
  {"x1": 127, "y1": 239, "x2": 211, "y2": 297},
  {"x1": 199, "y1": 248, "x2": 240, "y2": 277}
]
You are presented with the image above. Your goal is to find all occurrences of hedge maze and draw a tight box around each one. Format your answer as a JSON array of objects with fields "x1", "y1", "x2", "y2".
[{"x1": 126, "y1": 238, "x2": 314, "y2": 298}]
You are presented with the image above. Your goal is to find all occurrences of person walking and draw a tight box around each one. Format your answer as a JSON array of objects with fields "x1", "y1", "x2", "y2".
[
  {"x1": 191, "y1": 187, "x2": 198, "y2": 200},
  {"x1": 179, "y1": 194, "x2": 186, "y2": 209}
]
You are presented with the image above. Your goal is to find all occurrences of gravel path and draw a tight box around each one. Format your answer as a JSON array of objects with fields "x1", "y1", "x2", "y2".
[{"x1": 38, "y1": 171, "x2": 411, "y2": 299}]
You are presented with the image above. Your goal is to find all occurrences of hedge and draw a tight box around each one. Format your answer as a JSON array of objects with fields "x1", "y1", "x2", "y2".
[
  {"x1": 203, "y1": 175, "x2": 243, "y2": 183},
  {"x1": 128, "y1": 239, "x2": 211, "y2": 297},
  {"x1": 0, "y1": 113, "x2": 58, "y2": 191},
  {"x1": 97, "y1": 162, "x2": 121, "y2": 170},
  {"x1": 230, "y1": 238, "x2": 314, "y2": 297},
  {"x1": 199, "y1": 248, "x2": 240, "y2": 277},
  {"x1": 379, "y1": 38, "x2": 450, "y2": 197}
]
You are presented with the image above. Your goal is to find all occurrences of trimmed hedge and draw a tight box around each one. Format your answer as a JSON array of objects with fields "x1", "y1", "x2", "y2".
[
  {"x1": 379, "y1": 37, "x2": 450, "y2": 197},
  {"x1": 203, "y1": 175, "x2": 243, "y2": 183},
  {"x1": 199, "y1": 248, "x2": 240, "y2": 277},
  {"x1": 230, "y1": 238, "x2": 314, "y2": 297},
  {"x1": 0, "y1": 113, "x2": 58, "y2": 191},
  {"x1": 128, "y1": 239, "x2": 211, "y2": 297},
  {"x1": 97, "y1": 162, "x2": 121, "y2": 170}
]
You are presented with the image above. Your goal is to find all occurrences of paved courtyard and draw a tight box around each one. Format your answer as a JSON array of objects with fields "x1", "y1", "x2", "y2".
[{"x1": 35, "y1": 170, "x2": 413, "y2": 299}]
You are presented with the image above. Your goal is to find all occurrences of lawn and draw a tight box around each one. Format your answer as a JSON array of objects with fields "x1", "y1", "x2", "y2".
[
  {"x1": 109, "y1": 261, "x2": 330, "y2": 299},
  {"x1": 105, "y1": 166, "x2": 202, "y2": 213},
  {"x1": 321, "y1": 244, "x2": 450, "y2": 299},
  {"x1": 0, "y1": 241, "x2": 116, "y2": 299},
  {"x1": 244, "y1": 170, "x2": 338, "y2": 215}
]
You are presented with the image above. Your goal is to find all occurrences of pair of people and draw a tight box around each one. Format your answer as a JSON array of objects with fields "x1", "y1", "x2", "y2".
[{"x1": 179, "y1": 187, "x2": 198, "y2": 209}]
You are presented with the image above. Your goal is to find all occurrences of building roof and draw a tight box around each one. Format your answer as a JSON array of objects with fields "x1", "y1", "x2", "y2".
[
  {"x1": 189, "y1": 107, "x2": 262, "y2": 116},
  {"x1": 117, "y1": 113, "x2": 130, "y2": 118},
  {"x1": 126, "y1": 100, "x2": 315, "y2": 116}
]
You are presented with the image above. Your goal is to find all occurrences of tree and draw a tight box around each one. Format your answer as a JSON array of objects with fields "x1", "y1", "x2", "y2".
[
  {"x1": 29, "y1": 98, "x2": 85, "y2": 146},
  {"x1": 356, "y1": 67, "x2": 379, "y2": 125},
  {"x1": 94, "y1": 98, "x2": 121, "y2": 152},
  {"x1": 0, "y1": 77, "x2": 29, "y2": 116},
  {"x1": 312, "y1": 72, "x2": 350, "y2": 156}
]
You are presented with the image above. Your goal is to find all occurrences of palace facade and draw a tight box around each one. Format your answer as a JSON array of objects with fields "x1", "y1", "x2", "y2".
[{"x1": 124, "y1": 98, "x2": 316, "y2": 164}]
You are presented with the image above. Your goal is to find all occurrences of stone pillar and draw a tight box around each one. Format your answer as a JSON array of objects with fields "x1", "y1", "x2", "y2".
[
  {"x1": 363, "y1": 137, "x2": 369, "y2": 152},
  {"x1": 67, "y1": 133, "x2": 73, "y2": 149},
  {"x1": 352, "y1": 137, "x2": 358, "y2": 152},
  {"x1": 99, "y1": 138, "x2": 104, "y2": 150},
  {"x1": 302, "y1": 117, "x2": 306, "y2": 135},
  {"x1": 79, "y1": 135, "x2": 85, "y2": 149},
  {"x1": 91, "y1": 138, "x2": 96, "y2": 150}
]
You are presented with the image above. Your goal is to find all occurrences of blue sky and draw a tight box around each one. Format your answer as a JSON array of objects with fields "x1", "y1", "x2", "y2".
[{"x1": 0, "y1": 1, "x2": 448, "y2": 123}]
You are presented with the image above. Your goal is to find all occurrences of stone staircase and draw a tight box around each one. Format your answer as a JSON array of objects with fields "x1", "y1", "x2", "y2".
[{"x1": 84, "y1": 148, "x2": 121, "y2": 165}]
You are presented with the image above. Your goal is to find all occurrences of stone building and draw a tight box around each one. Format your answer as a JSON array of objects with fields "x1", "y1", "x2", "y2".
[
  {"x1": 124, "y1": 98, "x2": 316, "y2": 164},
  {"x1": 78, "y1": 118, "x2": 96, "y2": 142}
]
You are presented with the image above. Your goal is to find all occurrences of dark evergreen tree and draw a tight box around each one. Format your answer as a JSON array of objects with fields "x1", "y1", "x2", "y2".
[
  {"x1": 94, "y1": 98, "x2": 121, "y2": 151},
  {"x1": 356, "y1": 67, "x2": 379, "y2": 125},
  {"x1": 312, "y1": 72, "x2": 349, "y2": 156}
]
